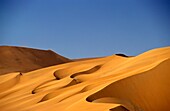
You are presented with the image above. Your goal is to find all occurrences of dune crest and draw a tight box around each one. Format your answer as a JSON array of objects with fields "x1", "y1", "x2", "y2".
[{"x1": 0, "y1": 46, "x2": 170, "y2": 111}]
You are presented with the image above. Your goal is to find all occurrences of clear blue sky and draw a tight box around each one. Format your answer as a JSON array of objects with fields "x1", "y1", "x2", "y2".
[{"x1": 0, "y1": 0, "x2": 170, "y2": 58}]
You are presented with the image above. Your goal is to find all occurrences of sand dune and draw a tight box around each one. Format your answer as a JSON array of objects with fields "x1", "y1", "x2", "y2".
[
  {"x1": 0, "y1": 46, "x2": 169, "y2": 111},
  {"x1": 0, "y1": 46, "x2": 71, "y2": 75}
]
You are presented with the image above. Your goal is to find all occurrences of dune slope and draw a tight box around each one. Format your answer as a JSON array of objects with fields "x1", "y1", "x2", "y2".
[
  {"x1": 0, "y1": 46, "x2": 169, "y2": 111},
  {"x1": 0, "y1": 46, "x2": 71, "y2": 75}
]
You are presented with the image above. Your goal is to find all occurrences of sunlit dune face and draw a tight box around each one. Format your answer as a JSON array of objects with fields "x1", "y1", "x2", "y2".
[{"x1": 0, "y1": 46, "x2": 170, "y2": 111}]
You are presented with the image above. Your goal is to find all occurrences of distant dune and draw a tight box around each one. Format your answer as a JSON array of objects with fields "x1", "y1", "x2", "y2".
[
  {"x1": 0, "y1": 46, "x2": 169, "y2": 111},
  {"x1": 0, "y1": 46, "x2": 71, "y2": 75}
]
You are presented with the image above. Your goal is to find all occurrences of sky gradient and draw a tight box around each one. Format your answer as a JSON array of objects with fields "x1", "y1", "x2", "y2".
[{"x1": 0, "y1": 0, "x2": 170, "y2": 58}]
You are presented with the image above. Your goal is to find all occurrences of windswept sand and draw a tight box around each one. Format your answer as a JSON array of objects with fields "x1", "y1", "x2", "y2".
[{"x1": 0, "y1": 46, "x2": 170, "y2": 111}]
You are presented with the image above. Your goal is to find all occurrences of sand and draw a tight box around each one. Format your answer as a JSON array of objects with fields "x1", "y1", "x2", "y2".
[
  {"x1": 0, "y1": 46, "x2": 169, "y2": 111},
  {"x1": 0, "y1": 46, "x2": 71, "y2": 75}
]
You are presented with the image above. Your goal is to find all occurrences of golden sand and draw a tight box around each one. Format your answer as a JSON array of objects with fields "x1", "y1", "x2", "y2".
[{"x1": 0, "y1": 46, "x2": 169, "y2": 111}]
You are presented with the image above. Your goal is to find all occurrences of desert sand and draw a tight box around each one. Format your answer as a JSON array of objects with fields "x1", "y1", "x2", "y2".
[
  {"x1": 0, "y1": 46, "x2": 70, "y2": 75},
  {"x1": 0, "y1": 46, "x2": 170, "y2": 111}
]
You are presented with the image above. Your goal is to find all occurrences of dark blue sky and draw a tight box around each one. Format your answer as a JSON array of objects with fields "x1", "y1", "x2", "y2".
[{"x1": 0, "y1": 0, "x2": 170, "y2": 58}]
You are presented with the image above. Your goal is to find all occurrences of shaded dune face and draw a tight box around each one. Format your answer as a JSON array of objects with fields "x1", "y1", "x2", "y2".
[
  {"x1": 0, "y1": 46, "x2": 71, "y2": 75},
  {"x1": 115, "y1": 54, "x2": 129, "y2": 57},
  {"x1": 87, "y1": 59, "x2": 170, "y2": 111},
  {"x1": 0, "y1": 47, "x2": 169, "y2": 111}
]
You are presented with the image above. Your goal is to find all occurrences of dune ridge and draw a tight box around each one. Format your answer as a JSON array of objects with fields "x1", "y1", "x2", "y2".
[{"x1": 0, "y1": 46, "x2": 169, "y2": 111}]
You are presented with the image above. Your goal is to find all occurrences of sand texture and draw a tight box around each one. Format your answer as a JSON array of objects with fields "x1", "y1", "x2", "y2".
[{"x1": 0, "y1": 46, "x2": 170, "y2": 111}]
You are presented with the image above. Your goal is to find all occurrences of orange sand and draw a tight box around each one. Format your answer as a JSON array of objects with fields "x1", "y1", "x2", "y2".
[
  {"x1": 0, "y1": 46, "x2": 169, "y2": 111},
  {"x1": 0, "y1": 46, "x2": 70, "y2": 75}
]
